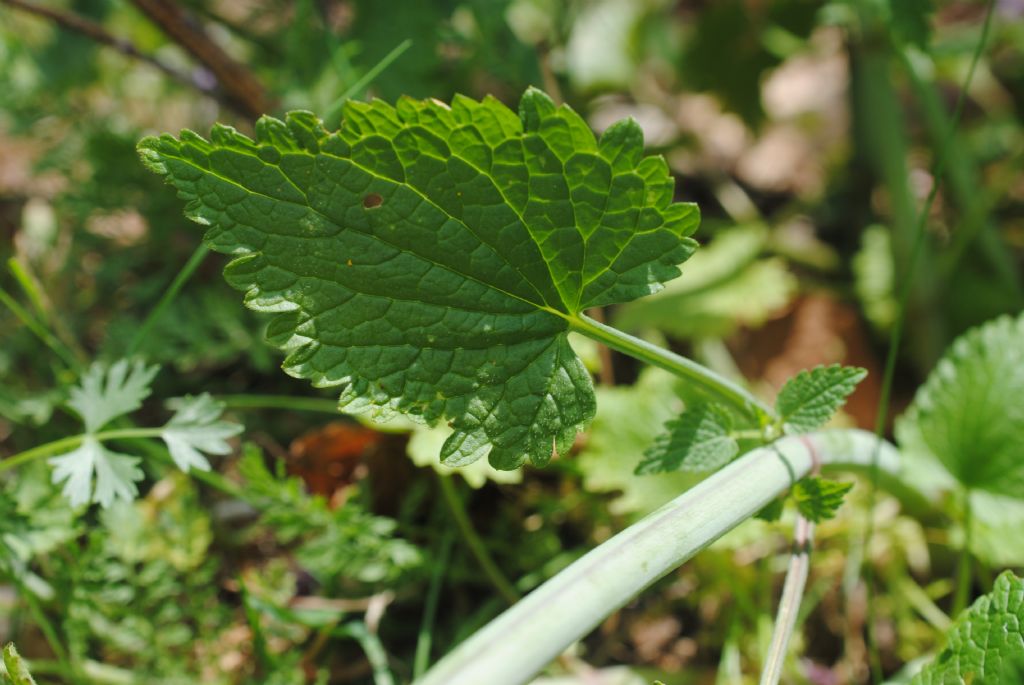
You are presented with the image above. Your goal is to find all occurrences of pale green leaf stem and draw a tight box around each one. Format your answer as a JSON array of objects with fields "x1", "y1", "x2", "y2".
[
  {"x1": 416, "y1": 429, "x2": 898, "y2": 685},
  {"x1": 569, "y1": 313, "x2": 773, "y2": 420},
  {"x1": 0, "y1": 428, "x2": 166, "y2": 475}
]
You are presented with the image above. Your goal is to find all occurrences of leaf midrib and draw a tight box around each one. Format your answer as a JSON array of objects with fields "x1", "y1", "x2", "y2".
[{"x1": 162, "y1": 144, "x2": 575, "y2": 328}]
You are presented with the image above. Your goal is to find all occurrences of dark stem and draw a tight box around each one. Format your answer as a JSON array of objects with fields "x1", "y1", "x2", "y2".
[{"x1": 129, "y1": 0, "x2": 274, "y2": 118}]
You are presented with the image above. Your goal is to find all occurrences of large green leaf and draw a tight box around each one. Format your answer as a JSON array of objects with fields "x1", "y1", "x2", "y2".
[
  {"x1": 911, "y1": 571, "x2": 1024, "y2": 685},
  {"x1": 903, "y1": 312, "x2": 1024, "y2": 497},
  {"x1": 139, "y1": 88, "x2": 699, "y2": 469}
]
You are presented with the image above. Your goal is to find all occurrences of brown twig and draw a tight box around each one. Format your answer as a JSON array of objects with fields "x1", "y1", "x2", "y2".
[
  {"x1": 129, "y1": 0, "x2": 272, "y2": 118},
  {"x1": 0, "y1": 0, "x2": 216, "y2": 98}
]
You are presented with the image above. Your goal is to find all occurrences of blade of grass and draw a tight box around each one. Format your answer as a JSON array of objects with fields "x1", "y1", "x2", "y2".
[
  {"x1": 7, "y1": 258, "x2": 86, "y2": 362},
  {"x1": 8, "y1": 573, "x2": 73, "y2": 681},
  {"x1": 0, "y1": 286, "x2": 82, "y2": 371},
  {"x1": 414, "y1": 528, "x2": 455, "y2": 678},
  {"x1": 853, "y1": 43, "x2": 945, "y2": 369},
  {"x1": 7, "y1": 258, "x2": 48, "y2": 323},
  {"x1": 334, "y1": 622, "x2": 396, "y2": 685},
  {"x1": 437, "y1": 473, "x2": 520, "y2": 606},
  {"x1": 126, "y1": 244, "x2": 209, "y2": 356},
  {"x1": 951, "y1": 490, "x2": 973, "y2": 617},
  {"x1": 325, "y1": 39, "x2": 413, "y2": 126},
  {"x1": 861, "y1": 2, "x2": 997, "y2": 680},
  {"x1": 898, "y1": 49, "x2": 1022, "y2": 296},
  {"x1": 218, "y1": 393, "x2": 341, "y2": 414}
]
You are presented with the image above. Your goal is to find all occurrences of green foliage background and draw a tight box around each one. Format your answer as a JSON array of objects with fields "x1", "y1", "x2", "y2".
[{"x1": 1, "y1": 0, "x2": 1022, "y2": 683}]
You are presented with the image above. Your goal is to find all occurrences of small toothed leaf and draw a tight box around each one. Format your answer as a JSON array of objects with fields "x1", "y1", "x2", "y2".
[
  {"x1": 67, "y1": 359, "x2": 159, "y2": 432},
  {"x1": 776, "y1": 364, "x2": 867, "y2": 434},
  {"x1": 755, "y1": 497, "x2": 786, "y2": 523},
  {"x1": 48, "y1": 437, "x2": 143, "y2": 508},
  {"x1": 792, "y1": 477, "x2": 853, "y2": 523},
  {"x1": 139, "y1": 88, "x2": 700, "y2": 470},
  {"x1": 637, "y1": 402, "x2": 738, "y2": 475},
  {"x1": 160, "y1": 394, "x2": 244, "y2": 472},
  {"x1": 911, "y1": 571, "x2": 1024, "y2": 685}
]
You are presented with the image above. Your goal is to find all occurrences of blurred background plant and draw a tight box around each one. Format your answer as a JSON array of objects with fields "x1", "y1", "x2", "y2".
[{"x1": 0, "y1": 0, "x2": 1022, "y2": 683}]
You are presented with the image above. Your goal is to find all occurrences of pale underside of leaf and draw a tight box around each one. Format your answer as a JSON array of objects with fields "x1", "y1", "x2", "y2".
[
  {"x1": 68, "y1": 359, "x2": 158, "y2": 433},
  {"x1": 139, "y1": 89, "x2": 699, "y2": 469},
  {"x1": 48, "y1": 437, "x2": 143, "y2": 508},
  {"x1": 161, "y1": 394, "x2": 243, "y2": 472}
]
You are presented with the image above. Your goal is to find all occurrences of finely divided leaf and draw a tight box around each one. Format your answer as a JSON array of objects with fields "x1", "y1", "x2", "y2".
[
  {"x1": 68, "y1": 360, "x2": 158, "y2": 432},
  {"x1": 139, "y1": 88, "x2": 700, "y2": 469},
  {"x1": 792, "y1": 477, "x2": 854, "y2": 523},
  {"x1": 49, "y1": 437, "x2": 143, "y2": 508},
  {"x1": 637, "y1": 402, "x2": 738, "y2": 474},
  {"x1": 238, "y1": 445, "x2": 420, "y2": 584},
  {"x1": 903, "y1": 312, "x2": 1024, "y2": 498},
  {"x1": 911, "y1": 571, "x2": 1024, "y2": 685},
  {"x1": 776, "y1": 364, "x2": 867, "y2": 434},
  {"x1": 48, "y1": 361, "x2": 157, "y2": 508},
  {"x1": 160, "y1": 394, "x2": 243, "y2": 472}
]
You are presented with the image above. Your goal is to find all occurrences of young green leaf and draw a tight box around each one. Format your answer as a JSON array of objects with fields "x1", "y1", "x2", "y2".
[
  {"x1": 49, "y1": 437, "x2": 143, "y2": 508},
  {"x1": 68, "y1": 359, "x2": 159, "y2": 432},
  {"x1": 792, "y1": 477, "x2": 854, "y2": 523},
  {"x1": 578, "y1": 368, "x2": 699, "y2": 516},
  {"x1": 160, "y1": 394, "x2": 243, "y2": 472},
  {"x1": 775, "y1": 364, "x2": 867, "y2": 434},
  {"x1": 636, "y1": 402, "x2": 738, "y2": 475},
  {"x1": 45, "y1": 360, "x2": 158, "y2": 507},
  {"x1": 2, "y1": 643, "x2": 37, "y2": 685},
  {"x1": 903, "y1": 312, "x2": 1024, "y2": 498},
  {"x1": 911, "y1": 571, "x2": 1024, "y2": 685},
  {"x1": 755, "y1": 497, "x2": 786, "y2": 523},
  {"x1": 138, "y1": 89, "x2": 700, "y2": 469}
]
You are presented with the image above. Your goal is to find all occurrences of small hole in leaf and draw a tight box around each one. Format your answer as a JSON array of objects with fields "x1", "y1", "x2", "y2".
[{"x1": 363, "y1": 193, "x2": 383, "y2": 209}]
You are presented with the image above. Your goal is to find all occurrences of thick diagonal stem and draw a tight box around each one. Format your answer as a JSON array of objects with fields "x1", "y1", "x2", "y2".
[{"x1": 415, "y1": 429, "x2": 898, "y2": 685}]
